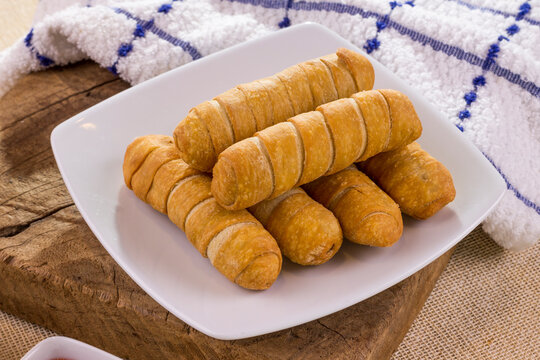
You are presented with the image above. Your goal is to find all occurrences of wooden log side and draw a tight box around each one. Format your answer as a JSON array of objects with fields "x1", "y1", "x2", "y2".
[{"x1": 0, "y1": 61, "x2": 454, "y2": 359}]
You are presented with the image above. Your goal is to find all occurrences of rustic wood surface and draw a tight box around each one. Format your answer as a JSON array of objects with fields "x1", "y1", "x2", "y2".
[{"x1": 0, "y1": 61, "x2": 454, "y2": 360}]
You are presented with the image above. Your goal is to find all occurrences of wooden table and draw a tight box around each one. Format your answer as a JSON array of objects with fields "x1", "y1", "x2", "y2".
[{"x1": 0, "y1": 61, "x2": 454, "y2": 359}]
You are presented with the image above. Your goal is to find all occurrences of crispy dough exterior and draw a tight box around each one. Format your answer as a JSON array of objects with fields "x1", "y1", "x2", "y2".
[
  {"x1": 248, "y1": 188, "x2": 304, "y2": 226},
  {"x1": 257, "y1": 76, "x2": 295, "y2": 124},
  {"x1": 237, "y1": 81, "x2": 274, "y2": 131},
  {"x1": 337, "y1": 47, "x2": 375, "y2": 91},
  {"x1": 298, "y1": 59, "x2": 338, "y2": 107},
  {"x1": 320, "y1": 54, "x2": 357, "y2": 99},
  {"x1": 146, "y1": 159, "x2": 201, "y2": 214},
  {"x1": 173, "y1": 110, "x2": 215, "y2": 172},
  {"x1": 251, "y1": 189, "x2": 342, "y2": 265},
  {"x1": 194, "y1": 100, "x2": 235, "y2": 155},
  {"x1": 256, "y1": 122, "x2": 304, "y2": 199},
  {"x1": 123, "y1": 136, "x2": 282, "y2": 290},
  {"x1": 318, "y1": 98, "x2": 367, "y2": 175},
  {"x1": 352, "y1": 91, "x2": 392, "y2": 162},
  {"x1": 378, "y1": 89, "x2": 422, "y2": 151},
  {"x1": 304, "y1": 167, "x2": 403, "y2": 247},
  {"x1": 289, "y1": 111, "x2": 334, "y2": 185},
  {"x1": 168, "y1": 175, "x2": 213, "y2": 231},
  {"x1": 185, "y1": 198, "x2": 257, "y2": 256},
  {"x1": 212, "y1": 137, "x2": 274, "y2": 210},
  {"x1": 123, "y1": 135, "x2": 172, "y2": 189},
  {"x1": 277, "y1": 65, "x2": 314, "y2": 115},
  {"x1": 208, "y1": 223, "x2": 282, "y2": 290},
  {"x1": 256, "y1": 75, "x2": 294, "y2": 124},
  {"x1": 214, "y1": 88, "x2": 257, "y2": 143},
  {"x1": 358, "y1": 142, "x2": 456, "y2": 219},
  {"x1": 302, "y1": 166, "x2": 358, "y2": 207},
  {"x1": 212, "y1": 89, "x2": 422, "y2": 210},
  {"x1": 131, "y1": 145, "x2": 179, "y2": 201},
  {"x1": 174, "y1": 49, "x2": 374, "y2": 171}
]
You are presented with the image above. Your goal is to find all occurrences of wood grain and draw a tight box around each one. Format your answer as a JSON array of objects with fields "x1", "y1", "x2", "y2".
[{"x1": 0, "y1": 61, "x2": 454, "y2": 359}]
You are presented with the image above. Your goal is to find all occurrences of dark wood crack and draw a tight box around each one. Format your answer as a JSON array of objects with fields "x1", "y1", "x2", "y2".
[
  {"x1": 0, "y1": 202, "x2": 73, "y2": 238},
  {"x1": 0, "y1": 77, "x2": 121, "y2": 133}
]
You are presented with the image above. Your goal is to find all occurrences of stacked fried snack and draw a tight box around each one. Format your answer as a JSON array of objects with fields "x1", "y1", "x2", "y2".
[
  {"x1": 123, "y1": 48, "x2": 456, "y2": 290},
  {"x1": 211, "y1": 89, "x2": 422, "y2": 210},
  {"x1": 173, "y1": 48, "x2": 374, "y2": 172}
]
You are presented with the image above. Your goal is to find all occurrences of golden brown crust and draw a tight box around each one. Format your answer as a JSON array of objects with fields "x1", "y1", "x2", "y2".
[
  {"x1": 146, "y1": 159, "x2": 201, "y2": 214},
  {"x1": 185, "y1": 198, "x2": 258, "y2": 256},
  {"x1": 237, "y1": 81, "x2": 275, "y2": 131},
  {"x1": 173, "y1": 110, "x2": 215, "y2": 172},
  {"x1": 302, "y1": 166, "x2": 358, "y2": 208},
  {"x1": 298, "y1": 59, "x2": 339, "y2": 107},
  {"x1": 253, "y1": 189, "x2": 342, "y2": 265},
  {"x1": 320, "y1": 54, "x2": 358, "y2": 99},
  {"x1": 123, "y1": 135, "x2": 172, "y2": 189},
  {"x1": 378, "y1": 89, "x2": 422, "y2": 151},
  {"x1": 167, "y1": 175, "x2": 213, "y2": 231},
  {"x1": 234, "y1": 252, "x2": 282, "y2": 290},
  {"x1": 131, "y1": 144, "x2": 180, "y2": 201},
  {"x1": 257, "y1": 76, "x2": 295, "y2": 124},
  {"x1": 211, "y1": 89, "x2": 423, "y2": 210},
  {"x1": 212, "y1": 137, "x2": 274, "y2": 210},
  {"x1": 303, "y1": 167, "x2": 403, "y2": 247},
  {"x1": 276, "y1": 64, "x2": 314, "y2": 115},
  {"x1": 207, "y1": 223, "x2": 282, "y2": 290},
  {"x1": 124, "y1": 135, "x2": 282, "y2": 290},
  {"x1": 248, "y1": 188, "x2": 303, "y2": 226},
  {"x1": 352, "y1": 90, "x2": 392, "y2": 162},
  {"x1": 288, "y1": 111, "x2": 334, "y2": 185},
  {"x1": 174, "y1": 49, "x2": 374, "y2": 172},
  {"x1": 281, "y1": 201, "x2": 342, "y2": 264},
  {"x1": 255, "y1": 122, "x2": 304, "y2": 199},
  {"x1": 336, "y1": 48, "x2": 375, "y2": 91},
  {"x1": 332, "y1": 188, "x2": 403, "y2": 247},
  {"x1": 358, "y1": 142, "x2": 456, "y2": 219},
  {"x1": 214, "y1": 88, "x2": 258, "y2": 143},
  {"x1": 317, "y1": 98, "x2": 367, "y2": 175},
  {"x1": 194, "y1": 100, "x2": 235, "y2": 155}
]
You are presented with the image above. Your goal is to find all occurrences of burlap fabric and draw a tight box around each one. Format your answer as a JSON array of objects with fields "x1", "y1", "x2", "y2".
[{"x1": 2, "y1": 226, "x2": 539, "y2": 359}]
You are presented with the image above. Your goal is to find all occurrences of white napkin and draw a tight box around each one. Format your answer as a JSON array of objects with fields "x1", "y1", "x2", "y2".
[{"x1": 1, "y1": 0, "x2": 538, "y2": 250}]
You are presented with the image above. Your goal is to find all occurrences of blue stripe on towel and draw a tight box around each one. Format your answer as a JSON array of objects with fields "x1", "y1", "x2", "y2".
[
  {"x1": 363, "y1": 1, "x2": 415, "y2": 54},
  {"x1": 23, "y1": 28, "x2": 55, "y2": 67},
  {"x1": 223, "y1": 0, "x2": 289, "y2": 9},
  {"x1": 226, "y1": 0, "x2": 540, "y2": 98},
  {"x1": 446, "y1": 0, "x2": 540, "y2": 27},
  {"x1": 450, "y1": 1, "x2": 539, "y2": 214},
  {"x1": 456, "y1": 1, "x2": 533, "y2": 129},
  {"x1": 483, "y1": 153, "x2": 540, "y2": 215},
  {"x1": 108, "y1": 1, "x2": 202, "y2": 75},
  {"x1": 114, "y1": 7, "x2": 202, "y2": 61},
  {"x1": 278, "y1": 0, "x2": 294, "y2": 28}
]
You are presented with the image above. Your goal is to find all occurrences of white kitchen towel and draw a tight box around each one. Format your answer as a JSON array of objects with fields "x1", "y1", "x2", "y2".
[{"x1": 1, "y1": 0, "x2": 538, "y2": 250}]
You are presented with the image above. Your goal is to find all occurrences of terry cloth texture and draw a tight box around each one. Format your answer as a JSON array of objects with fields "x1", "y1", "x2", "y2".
[
  {"x1": 0, "y1": 0, "x2": 539, "y2": 250},
  {"x1": 2, "y1": 227, "x2": 539, "y2": 359}
]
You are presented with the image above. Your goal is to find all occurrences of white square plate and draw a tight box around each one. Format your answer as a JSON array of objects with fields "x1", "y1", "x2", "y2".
[
  {"x1": 51, "y1": 23, "x2": 505, "y2": 340},
  {"x1": 21, "y1": 336, "x2": 121, "y2": 360}
]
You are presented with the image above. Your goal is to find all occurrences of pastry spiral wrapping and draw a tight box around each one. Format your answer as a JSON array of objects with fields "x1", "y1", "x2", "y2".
[
  {"x1": 123, "y1": 135, "x2": 282, "y2": 290},
  {"x1": 358, "y1": 142, "x2": 456, "y2": 219},
  {"x1": 174, "y1": 48, "x2": 374, "y2": 171},
  {"x1": 303, "y1": 167, "x2": 403, "y2": 247},
  {"x1": 249, "y1": 188, "x2": 343, "y2": 265},
  {"x1": 212, "y1": 89, "x2": 422, "y2": 210}
]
